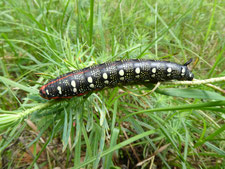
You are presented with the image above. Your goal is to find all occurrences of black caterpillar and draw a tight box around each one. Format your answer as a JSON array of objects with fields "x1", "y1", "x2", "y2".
[{"x1": 40, "y1": 59, "x2": 194, "y2": 100}]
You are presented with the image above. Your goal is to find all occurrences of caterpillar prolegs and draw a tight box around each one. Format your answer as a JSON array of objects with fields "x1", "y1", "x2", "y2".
[{"x1": 39, "y1": 59, "x2": 194, "y2": 100}]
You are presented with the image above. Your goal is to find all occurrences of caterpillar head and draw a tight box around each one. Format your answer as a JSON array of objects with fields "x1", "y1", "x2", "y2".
[{"x1": 39, "y1": 86, "x2": 50, "y2": 100}]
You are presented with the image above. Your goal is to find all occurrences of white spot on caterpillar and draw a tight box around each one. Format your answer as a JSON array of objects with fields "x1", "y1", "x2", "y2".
[
  {"x1": 119, "y1": 69, "x2": 125, "y2": 76},
  {"x1": 181, "y1": 67, "x2": 185, "y2": 76},
  {"x1": 104, "y1": 80, "x2": 109, "y2": 84},
  {"x1": 167, "y1": 67, "x2": 172, "y2": 73},
  {"x1": 152, "y1": 68, "x2": 156, "y2": 73},
  {"x1": 73, "y1": 88, "x2": 77, "y2": 93},
  {"x1": 46, "y1": 90, "x2": 49, "y2": 95},
  {"x1": 90, "y1": 84, "x2": 95, "y2": 88},
  {"x1": 151, "y1": 74, "x2": 156, "y2": 77},
  {"x1": 87, "y1": 77, "x2": 93, "y2": 83},
  {"x1": 71, "y1": 80, "x2": 76, "y2": 87},
  {"x1": 135, "y1": 67, "x2": 141, "y2": 74},
  {"x1": 167, "y1": 73, "x2": 171, "y2": 77},
  {"x1": 57, "y1": 86, "x2": 62, "y2": 94},
  {"x1": 103, "y1": 73, "x2": 108, "y2": 79},
  {"x1": 135, "y1": 75, "x2": 140, "y2": 78},
  {"x1": 120, "y1": 77, "x2": 125, "y2": 81},
  {"x1": 189, "y1": 73, "x2": 193, "y2": 77}
]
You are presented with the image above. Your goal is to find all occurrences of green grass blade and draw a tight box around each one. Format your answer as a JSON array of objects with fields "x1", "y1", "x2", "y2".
[
  {"x1": 103, "y1": 128, "x2": 120, "y2": 169},
  {"x1": 89, "y1": 0, "x2": 94, "y2": 46},
  {"x1": 156, "y1": 88, "x2": 225, "y2": 100},
  {"x1": 62, "y1": 108, "x2": 68, "y2": 152},
  {"x1": 208, "y1": 45, "x2": 225, "y2": 78},
  {"x1": 195, "y1": 123, "x2": 225, "y2": 147},
  {"x1": 204, "y1": 0, "x2": 217, "y2": 43},
  {"x1": 121, "y1": 101, "x2": 225, "y2": 121},
  {"x1": 73, "y1": 130, "x2": 155, "y2": 169},
  {"x1": 204, "y1": 142, "x2": 225, "y2": 156},
  {"x1": 0, "y1": 76, "x2": 39, "y2": 94}
]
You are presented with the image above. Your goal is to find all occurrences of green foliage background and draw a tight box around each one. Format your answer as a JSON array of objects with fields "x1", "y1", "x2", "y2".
[{"x1": 0, "y1": 0, "x2": 225, "y2": 168}]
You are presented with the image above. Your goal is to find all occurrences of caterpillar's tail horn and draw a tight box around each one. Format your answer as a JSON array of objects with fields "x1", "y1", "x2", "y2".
[{"x1": 183, "y1": 58, "x2": 193, "y2": 66}]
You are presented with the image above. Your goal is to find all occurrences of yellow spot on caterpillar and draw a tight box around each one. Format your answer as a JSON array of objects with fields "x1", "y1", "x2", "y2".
[
  {"x1": 152, "y1": 68, "x2": 156, "y2": 73},
  {"x1": 57, "y1": 86, "x2": 62, "y2": 94},
  {"x1": 119, "y1": 70, "x2": 125, "y2": 76},
  {"x1": 87, "y1": 77, "x2": 93, "y2": 83}
]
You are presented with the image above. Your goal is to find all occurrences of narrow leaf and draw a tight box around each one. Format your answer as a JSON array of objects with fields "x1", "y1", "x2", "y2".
[
  {"x1": 0, "y1": 76, "x2": 38, "y2": 94},
  {"x1": 156, "y1": 88, "x2": 225, "y2": 100}
]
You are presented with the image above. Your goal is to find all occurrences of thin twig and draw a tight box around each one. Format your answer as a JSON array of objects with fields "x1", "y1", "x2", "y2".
[
  {"x1": 163, "y1": 77, "x2": 225, "y2": 85},
  {"x1": 19, "y1": 137, "x2": 41, "y2": 168},
  {"x1": 136, "y1": 143, "x2": 170, "y2": 167},
  {"x1": 121, "y1": 124, "x2": 141, "y2": 162},
  {"x1": 25, "y1": 119, "x2": 65, "y2": 169},
  {"x1": 143, "y1": 82, "x2": 161, "y2": 96},
  {"x1": 163, "y1": 77, "x2": 225, "y2": 95},
  {"x1": 205, "y1": 84, "x2": 225, "y2": 95},
  {"x1": 120, "y1": 82, "x2": 161, "y2": 97}
]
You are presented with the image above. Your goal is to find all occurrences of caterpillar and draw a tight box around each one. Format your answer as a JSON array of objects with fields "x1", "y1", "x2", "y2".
[{"x1": 39, "y1": 59, "x2": 194, "y2": 100}]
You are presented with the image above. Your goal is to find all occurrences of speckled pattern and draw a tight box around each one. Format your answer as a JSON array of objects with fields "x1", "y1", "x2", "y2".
[{"x1": 39, "y1": 59, "x2": 194, "y2": 100}]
